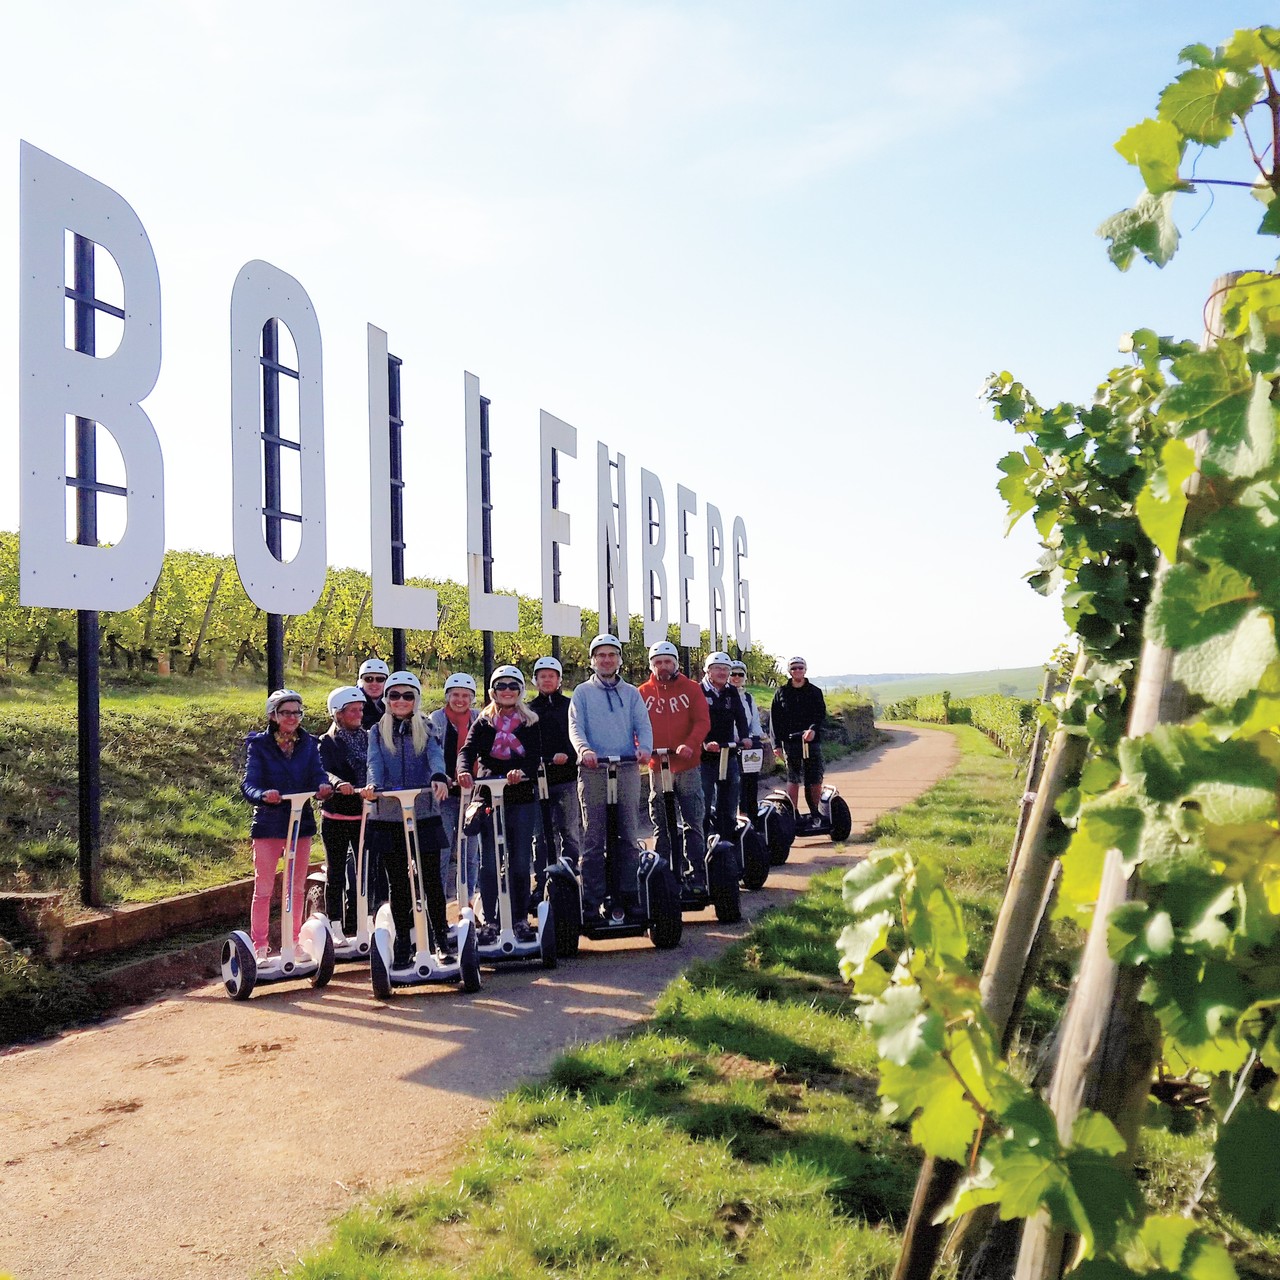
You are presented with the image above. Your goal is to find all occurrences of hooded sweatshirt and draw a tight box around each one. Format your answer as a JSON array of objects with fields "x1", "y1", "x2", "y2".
[{"x1": 569, "y1": 673, "x2": 653, "y2": 763}]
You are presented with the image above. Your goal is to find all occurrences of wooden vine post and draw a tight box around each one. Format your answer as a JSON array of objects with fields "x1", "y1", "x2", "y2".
[
  {"x1": 1013, "y1": 273, "x2": 1239, "y2": 1280},
  {"x1": 891, "y1": 655, "x2": 1089, "y2": 1280}
]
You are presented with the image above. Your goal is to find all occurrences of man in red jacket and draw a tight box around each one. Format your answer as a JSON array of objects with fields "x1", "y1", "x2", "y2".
[{"x1": 639, "y1": 641, "x2": 712, "y2": 888}]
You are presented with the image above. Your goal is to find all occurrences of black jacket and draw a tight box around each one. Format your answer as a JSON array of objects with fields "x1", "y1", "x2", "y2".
[
  {"x1": 528, "y1": 690, "x2": 577, "y2": 787},
  {"x1": 457, "y1": 716, "x2": 544, "y2": 805},
  {"x1": 770, "y1": 680, "x2": 827, "y2": 748},
  {"x1": 318, "y1": 724, "x2": 368, "y2": 818},
  {"x1": 360, "y1": 694, "x2": 385, "y2": 730},
  {"x1": 700, "y1": 680, "x2": 749, "y2": 760}
]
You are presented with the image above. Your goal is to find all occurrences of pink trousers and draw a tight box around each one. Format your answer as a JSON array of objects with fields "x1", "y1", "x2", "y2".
[{"x1": 251, "y1": 836, "x2": 313, "y2": 950}]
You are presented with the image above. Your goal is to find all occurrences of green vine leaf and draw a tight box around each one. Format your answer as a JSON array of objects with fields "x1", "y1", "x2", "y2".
[
  {"x1": 1157, "y1": 67, "x2": 1261, "y2": 145},
  {"x1": 1215, "y1": 1098, "x2": 1280, "y2": 1230},
  {"x1": 1098, "y1": 191, "x2": 1181, "y2": 270},
  {"x1": 1148, "y1": 559, "x2": 1255, "y2": 650},
  {"x1": 1173, "y1": 606, "x2": 1279, "y2": 704},
  {"x1": 1135, "y1": 437, "x2": 1197, "y2": 560},
  {"x1": 1115, "y1": 118, "x2": 1187, "y2": 193}
]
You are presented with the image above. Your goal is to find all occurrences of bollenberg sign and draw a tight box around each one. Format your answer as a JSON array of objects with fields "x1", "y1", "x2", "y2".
[{"x1": 18, "y1": 142, "x2": 751, "y2": 652}]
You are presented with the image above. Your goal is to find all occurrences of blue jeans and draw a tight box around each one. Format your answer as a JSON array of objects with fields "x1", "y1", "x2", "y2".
[
  {"x1": 702, "y1": 755, "x2": 741, "y2": 838},
  {"x1": 578, "y1": 761, "x2": 642, "y2": 913},
  {"x1": 439, "y1": 794, "x2": 480, "y2": 903},
  {"x1": 479, "y1": 798, "x2": 537, "y2": 924},
  {"x1": 649, "y1": 765, "x2": 706, "y2": 885}
]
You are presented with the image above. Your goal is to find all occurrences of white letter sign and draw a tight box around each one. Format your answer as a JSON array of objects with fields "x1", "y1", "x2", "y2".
[
  {"x1": 675, "y1": 484, "x2": 699, "y2": 647},
  {"x1": 230, "y1": 260, "x2": 327, "y2": 613},
  {"x1": 464, "y1": 372, "x2": 519, "y2": 632},
  {"x1": 640, "y1": 468, "x2": 668, "y2": 646},
  {"x1": 706, "y1": 502, "x2": 726, "y2": 652},
  {"x1": 597, "y1": 443, "x2": 630, "y2": 641},
  {"x1": 368, "y1": 324, "x2": 437, "y2": 630},
  {"x1": 540, "y1": 410, "x2": 580, "y2": 637},
  {"x1": 19, "y1": 142, "x2": 164, "y2": 610},
  {"x1": 732, "y1": 515, "x2": 751, "y2": 652}
]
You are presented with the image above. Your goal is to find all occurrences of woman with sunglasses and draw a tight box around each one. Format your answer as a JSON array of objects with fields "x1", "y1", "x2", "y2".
[
  {"x1": 241, "y1": 689, "x2": 332, "y2": 960},
  {"x1": 729, "y1": 661, "x2": 764, "y2": 819},
  {"x1": 456, "y1": 666, "x2": 543, "y2": 942},
  {"x1": 365, "y1": 671, "x2": 450, "y2": 968}
]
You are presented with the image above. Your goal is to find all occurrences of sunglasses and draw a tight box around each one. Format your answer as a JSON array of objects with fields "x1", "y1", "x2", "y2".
[
  {"x1": 386, "y1": 690, "x2": 416, "y2": 701},
  {"x1": 361, "y1": 675, "x2": 387, "y2": 683},
  {"x1": 276, "y1": 708, "x2": 303, "y2": 717},
  {"x1": 492, "y1": 681, "x2": 522, "y2": 692}
]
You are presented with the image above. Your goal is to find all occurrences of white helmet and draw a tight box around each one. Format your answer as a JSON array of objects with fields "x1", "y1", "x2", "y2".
[
  {"x1": 384, "y1": 671, "x2": 422, "y2": 699},
  {"x1": 489, "y1": 665, "x2": 526, "y2": 689},
  {"x1": 533, "y1": 655, "x2": 563, "y2": 675},
  {"x1": 590, "y1": 633, "x2": 622, "y2": 656},
  {"x1": 706, "y1": 651, "x2": 733, "y2": 668},
  {"x1": 358, "y1": 658, "x2": 390, "y2": 679},
  {"x1": 444, "y1": 672, "x2": 478, "y2": 693},
  {"x1": 787, "y1": 656, "x2": 807, "y2": 670},
  {"x1": 326, "y1": 685, "x2": 365, "y2": 716},
  {"x1": 266, "y1": 688, "x2": 304, "y2": 718},
  {"x1": 648, "y1": 641, "x2": 679, "y2": 662},
  {"x1": 730, "y1": 660, "x2": 747, "y2": 675}
]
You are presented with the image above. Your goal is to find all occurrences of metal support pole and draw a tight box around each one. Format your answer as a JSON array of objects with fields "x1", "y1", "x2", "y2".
[
  {"x1": 72, "y1": 235, "x2": 101, "y2": 908},
  {"x1": 387, "y1": 353, "x2": 407, "y2": 672},
  {"x1": 479, "y1": 394, "x2": 495, "y2": 681},
  {"x1": 550, "y1": 446, "x2": 563, "y2": 664}
]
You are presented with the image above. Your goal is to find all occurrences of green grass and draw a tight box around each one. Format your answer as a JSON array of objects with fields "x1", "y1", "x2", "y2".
[{"x1": 820, "y1": 666, "x2": 1045, "y2": 705}]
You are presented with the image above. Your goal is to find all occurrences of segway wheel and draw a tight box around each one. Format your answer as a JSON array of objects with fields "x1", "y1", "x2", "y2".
[
  {"x1": 221, "y1": 932, "x2": 257, "y2": 1001},
  {"x1": 712, "y1": 878, "x2": 741, "y2": 924},
  {"x1": 459, "y1": 925, "x2": 483, "y2": 993},
  {"x1": 829, "y1": 795, "x2": 853, "y2": 843},
  {"x1": 539, "y1": 903, "x2": 559, "y2": 969},
  {"x1": 370, "y1": 929, "x2": 393, "y2": 1000},
  {"x1": 311, "y1": 927, "x2": 336, "y2": 989},
  {"x1": 548, "y1": 875, "x2": 581, "y2": 958},
  {"x1": 740, "y1": 825, "x2": 771, "y2": 892},
  {"x1": 650, "y1": 907, "x2": 683, "y2": 950}
]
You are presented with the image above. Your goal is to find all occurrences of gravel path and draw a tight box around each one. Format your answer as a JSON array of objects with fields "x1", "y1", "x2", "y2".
[{"x1": 0, "y1": 724, "x2": 958, "y2": 1280}]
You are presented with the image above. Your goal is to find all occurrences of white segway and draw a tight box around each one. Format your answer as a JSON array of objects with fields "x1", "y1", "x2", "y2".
[
  {"x1": 306, "y1": 798, "x2": 375, "y2": 962},
  {"x1": 369, "y1": 788, "x2": 482, "y2": 997},
  {"x1": 221, "y1": 791, "x2": 337, "y2": 1000},
  {"x1": 474, "y1": 778, "x2": 557, "y2": 969}
]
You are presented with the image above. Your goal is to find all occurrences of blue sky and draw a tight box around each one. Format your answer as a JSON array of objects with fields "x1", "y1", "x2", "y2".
[{"x1": 2, "y1": 1, "x2": 1276, "y2": 675}]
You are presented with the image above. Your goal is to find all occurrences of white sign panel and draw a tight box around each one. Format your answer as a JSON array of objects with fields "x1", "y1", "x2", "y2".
[
  {"x1": 464, "y1": 372, "x2": 519, "y2": 632},
  {"x1": 18, "y1": 142, "x2": 164, "y2": 611},
  {"x1": 597, "y1": 443, "x2": 630, "y2": 641},
  {"x1": 640, "y1": 468, "x2": 668, "y2": 646},
  {"x1": 540, "y1": 410, "x2": 581, "y2": 637},
  {"x1": 675, "y1": 484, "x2": 700, "y2": 647},
  {"x1": 732, "y1": 515, "x2": 751, "y2": 652}
]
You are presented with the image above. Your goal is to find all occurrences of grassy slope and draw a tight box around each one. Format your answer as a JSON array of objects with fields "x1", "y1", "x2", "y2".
[
  {"x1": 820, "y1": 667, "x2": 1045, "y2": 704},
  {"x1": 287, "y1": 728, "x2": 1044, "y2": 1280}
]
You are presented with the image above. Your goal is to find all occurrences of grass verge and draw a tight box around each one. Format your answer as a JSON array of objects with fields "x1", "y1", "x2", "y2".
[{"x1": 287, "y1": 726, "x2": 1036, "y2": 1280}]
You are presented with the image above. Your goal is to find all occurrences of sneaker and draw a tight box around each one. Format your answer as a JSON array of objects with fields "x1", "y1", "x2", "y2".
[
  {"x1": 292, "y1": 941, "x2": 312, "y2": 963},
  {"x1": 436, "y1": 949, "x2": 458, "y2": 966},
  {"x1": 329, "y1": 921, "x2": 347, "y2": 944},
  {"x1": 255, "y1": 945, "x2": 270, "y2": 961},
  {"x1": 513, "y1": 921, "x2": 536, "y2": 943},
  {"x1": 392, "y1": 941, "x2": 413, "y2": 969},
  {"x1": 477, "y1": 923, "x2": 500, "y2": 946}
]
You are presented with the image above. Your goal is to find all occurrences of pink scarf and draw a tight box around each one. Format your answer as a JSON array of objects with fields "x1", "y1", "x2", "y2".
[{"x1": 490, "y1": 710, "x2": 525, "y2": 761}]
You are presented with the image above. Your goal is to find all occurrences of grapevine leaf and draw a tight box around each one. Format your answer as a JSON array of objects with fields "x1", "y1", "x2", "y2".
[
  {"x1": 1097, "y1": 191, "x2": 1180, "y2": 270},
  {"x1": 1259, "y1": 198, "x2": 1280, "y2": 237},
  {"x1": 1181, "y1": 1237, "x2": 1240, "y2": 1280},
  {"x1": 1220, "y1": 270, "x2": 1280, "y2": 335},
  {"x1": 1164, "y1": 343, "x2": 1253, "y2": 446},
  {"x1": 1216, "y1": 1097, "x2": 1280, "y2": 1230},
  {"x1": 1173, "y1": 606, "x2": 1279, "y2": 705},
  {"x1": 1147, "y1": 559, "x2": 1256, "y2": 649},
  {"x1": 1190, "y1": 484, "x2": 1280, "y2": 616},
  {"x1": 1070, "y1": 1108, "x2": 1126, "y2": 1157},
  {"x1": 1145, "y1": 953, "x2": 1250, "y2": 1073},
  {"x1": 1135, "y1": 437, "x2": 1198, "y2": 560},
  {"x1": 1206, "y1": 821, "x2": 1280, "y2": 915},
  {"x1": 1178, "y1": 43, "x2": 1217, "y2": 70},
  {"x1": 1114, "y1": 117, "x2": 1186, "y2": 193},
  {"x1": 935, "y1": 1155, "x2": 999, "y2": 1222},
  {"x1": 1140, "y1": 1214, "x2": 1198, "y2": 1268},
  {"x1": 878, "y1": 1057, "x2": 980, "y2": 1163},
  {"x1": 861, "y1": 984, "x2": 942, "y2": 1066},
  {"x1": 1157, "y1": 67, "x2": 1262, "y2": 146},
  {"x1": 1224, "y1": 26, "x2": 1280, "y2": 71},
  {"x1": 1201, "y1": 372, "x2": 1277, "y2": 480},
  {"x1": 842, "y1": 851, "x2": 905, "y2": 916},
  {"x1": 908, "y1": 858, "x2": 967, "y2": 962},
  {"x1": 836, "y1": 911, "x2": 893, "y2": 981}
]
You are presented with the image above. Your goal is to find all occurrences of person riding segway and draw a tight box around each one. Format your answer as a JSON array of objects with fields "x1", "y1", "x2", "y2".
[
  {"x1": 770, "y1": 656, "x2": 828, "y2": 829},
  {"x1": 546, "y1": 634, "x2": 682, "y2": 952},
  {"x1": 527, "y1": 655, "x2": 582, "y2": 904}
]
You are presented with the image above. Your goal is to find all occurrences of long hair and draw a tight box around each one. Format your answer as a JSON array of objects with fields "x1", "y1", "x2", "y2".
[
  {"x1": 479, "y1": 697, "x2": 539, "y2": 727},
  {"x1": 378, "y1": 695, "x2": 432, "y2": 756}
]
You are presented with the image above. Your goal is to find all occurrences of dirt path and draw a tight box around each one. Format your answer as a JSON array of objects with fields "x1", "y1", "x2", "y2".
[{"x1": 0, "y1": 724, "x2": 957, "y2": 1280}]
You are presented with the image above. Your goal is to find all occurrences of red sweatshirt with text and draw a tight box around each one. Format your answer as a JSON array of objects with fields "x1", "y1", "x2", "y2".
[{"x1": 638, "y1": 672, "x2": 711, "y2": 775}]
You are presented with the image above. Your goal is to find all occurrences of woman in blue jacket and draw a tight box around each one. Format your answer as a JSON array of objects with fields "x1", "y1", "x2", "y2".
[
  {"x1": 366, "y1": 670, "x2": 450, "y2": 967},
  {"x1": 240, "y1": 689, "x2": 331, "y2": 959}
]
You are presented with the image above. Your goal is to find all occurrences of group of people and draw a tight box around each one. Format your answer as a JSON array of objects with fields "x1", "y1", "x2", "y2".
[{"x1": 239, "y1": 639, "x2": 828, "y2": 967}]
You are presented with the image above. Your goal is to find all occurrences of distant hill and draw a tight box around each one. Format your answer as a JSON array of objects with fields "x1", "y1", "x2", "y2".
[{"x1": 812, "y1": 666, "x2": 1046, "y2": 707}]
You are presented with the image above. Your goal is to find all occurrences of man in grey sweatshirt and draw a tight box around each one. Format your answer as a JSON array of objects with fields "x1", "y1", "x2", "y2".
[{"x1": 569, "y1": 633, "x2": 654, "y2": 920}]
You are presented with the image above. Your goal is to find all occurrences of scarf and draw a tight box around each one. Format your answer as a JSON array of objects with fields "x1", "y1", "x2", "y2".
[
  {"x1": 274, "y1": 728, "x2": 298, "y2": 758},
  {"x1": 490, "y1": 709, "x2": 525, "y2": 761},
  {"x1": 332, "y1": 724, "x2": 368, "y2": 785}
]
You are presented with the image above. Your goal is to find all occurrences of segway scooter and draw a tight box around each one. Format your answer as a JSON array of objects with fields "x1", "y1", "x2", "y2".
[
  {"x1": 473, "y1": 777, "x2": 557, "y2": 969},
  {"x1": 369, "y1": 788, "x2": 482, "y2": 997},
  {"x1": 754, "y1": 783, "x2": 797, "y2": 865},
  {"x1": 305, "y1": 798, "x2": 375, "y2": 962},
  {"x1": 712, "y1": 743, "x2": 771, "y2": 892},
  {"x1": 790, "y1": 737, "x2": 853, "y2": 842},
  {"x1": 652, "y1": 748, "x2": 741, "y2": 923},
  {"x1": 221, "y1": 791, "x2": 337, "y2": 1000},
  {"x1": 546, "y1": 756, "x2": 683, "y2": 954}
]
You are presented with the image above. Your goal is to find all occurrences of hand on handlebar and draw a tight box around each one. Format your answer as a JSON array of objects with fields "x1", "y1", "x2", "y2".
[
  {"x1": 675, "y1": 743, "x2": 692, "y2": 759},
  {"x1": 262, "y1": 789, "x2": 282, "y2": 804},
  {"x1": 457, "y1": 771, "x2": 474, "y2": 790},
  {"x1": 506, "y1": 768, "x2": 525, "y2": 785},
  {"x1": 432, "y1": 780, "x2": 448, "y2": 802},
  {"x1": 802, "y1": 729, "x2": 816, "y2": 743},
  {"x1": 316, "y1": 784, "x2": 333, "y2": 800},
  {"x1": 580, "y1": 750, "x2": 599, "y2": 769},
  {"x1": 552, "y1": 752, "x2": 568, "y2": 765},
  {"x1": 705, "y1": 741, "x2": 720, "y2": 753}
]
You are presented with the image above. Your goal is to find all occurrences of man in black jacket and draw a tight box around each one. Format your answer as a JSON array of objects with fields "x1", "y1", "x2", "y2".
[
  {"x1": 357, "y1": 657, "x2": 390, "y2": 728},
  {"x1": 700, "y1": 650, "x2": 752, "y2": 833},
  {"x1": 528, "y1": 655, "x2": 582, "y2": 898},
  {"x1": 770, "y1": 656, "x2": 827, "y2": 818}
]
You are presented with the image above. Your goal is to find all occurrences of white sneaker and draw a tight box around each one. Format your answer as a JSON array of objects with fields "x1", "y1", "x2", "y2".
[{"x1": 329, "y1": 921, "x2": 347, "y2": 944}]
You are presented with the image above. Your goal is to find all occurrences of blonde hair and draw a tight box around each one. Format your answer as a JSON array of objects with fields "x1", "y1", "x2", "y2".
[
  {"x1": 480, "y1": 698, "x2": 539, "y2": 727},
  {"x1": 378, "y1": 692, "x2": 432, "y2": 755}
]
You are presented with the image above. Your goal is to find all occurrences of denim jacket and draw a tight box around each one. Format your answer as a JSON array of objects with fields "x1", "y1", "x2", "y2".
[{"x1": 366, "y1": 716, "x2": 448, "y2": 823}]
